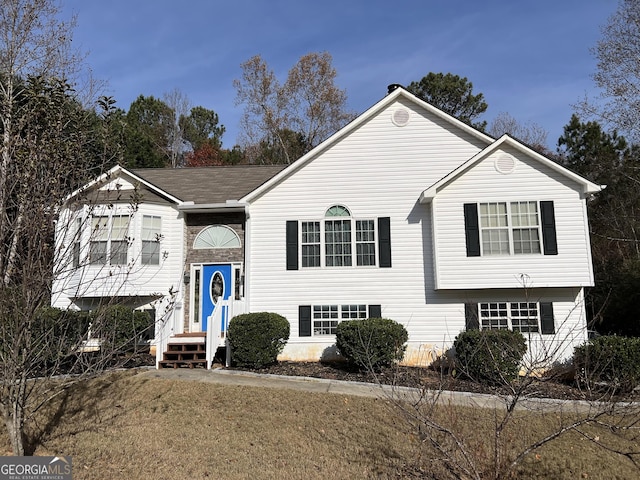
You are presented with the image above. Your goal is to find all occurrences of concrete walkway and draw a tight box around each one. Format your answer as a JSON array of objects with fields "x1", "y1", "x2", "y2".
[{"x1": 138, "y1": 367, "x2": 611, "y2": 413}]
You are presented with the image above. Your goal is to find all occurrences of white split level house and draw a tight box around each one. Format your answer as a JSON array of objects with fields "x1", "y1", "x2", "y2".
[{"x1": 52, "y1": 85, "x2": 603, "y2": 369}]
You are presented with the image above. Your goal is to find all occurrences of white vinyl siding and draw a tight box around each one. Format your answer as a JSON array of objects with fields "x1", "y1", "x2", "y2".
[
  {"x1": 433, "y1": 146, "x2": 595, "y2": 289},
  {"x1": 244, "y1": 98, "x2": 590, "y2": 364},
  {"x1": 53, "y1": 201, "x2": 184, "y2": 307},
  {"x1": 248, "y1": 97, "x2": 488, "y2": 346}
]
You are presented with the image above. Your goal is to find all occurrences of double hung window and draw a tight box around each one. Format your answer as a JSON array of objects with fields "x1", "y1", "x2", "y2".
[
  {"x1": 141, "y1": 215, "x2": 161, "y2": 265},
  {"x1": 72, "y1": 217, "x2": 82, "y2": 268},
  {"x1": 298, "y1": 205, "x2": 378, "y2": 268},
  {"x1": 465, "y1": 201, "x2": 556, "y2": 257},
  {"x1": 479, "y1": 202, "x2": 540, "y2": 255},
  {"x1": 90, "y1": 215, "x2": 130, "y2": 265}
]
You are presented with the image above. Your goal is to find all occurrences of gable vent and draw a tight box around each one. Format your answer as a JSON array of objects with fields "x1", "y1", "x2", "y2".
[
  {"x1": 495, "y1": 154, "x2": 516, "y2": 174},
  {"x1": 392, "y1": 108, "x2": 410, "y2": 127}
]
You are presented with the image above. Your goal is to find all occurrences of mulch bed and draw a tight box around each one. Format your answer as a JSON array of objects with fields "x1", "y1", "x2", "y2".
[{"x1": 232, "y1": 360, "x2": 639, "y2": 402}]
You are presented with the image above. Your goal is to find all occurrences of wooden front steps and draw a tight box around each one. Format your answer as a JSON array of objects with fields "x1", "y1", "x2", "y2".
[{"x1": 159, "y1": 339, "x2": 206, "y2": 369}]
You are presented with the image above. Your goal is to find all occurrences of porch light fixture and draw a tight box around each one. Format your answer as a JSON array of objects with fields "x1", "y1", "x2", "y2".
[{"x1": 183, "y1": 272, "x2": 190, "y2": 284}]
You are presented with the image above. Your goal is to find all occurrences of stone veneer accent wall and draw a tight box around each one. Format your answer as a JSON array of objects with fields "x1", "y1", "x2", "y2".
[{"x1": 183, "y1": 212, "x2": 245, "y2": 330}]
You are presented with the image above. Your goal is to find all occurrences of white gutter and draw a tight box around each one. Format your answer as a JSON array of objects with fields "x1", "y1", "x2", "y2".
[{"x1": 177, "y1": 201, "x2": 248, "y2": 213}]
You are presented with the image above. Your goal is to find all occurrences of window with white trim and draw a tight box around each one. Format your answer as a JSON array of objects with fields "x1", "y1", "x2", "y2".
[
  {"x1": 301, "y1": 221, "x2": 320, "y2": 267},
  {"x1": 479, "y1": 302, "x2": 540, "y2": 333},
  {"x1": 301, "y1": 205, "x2": 377, "y2": 268},
  {"x1": 90, "y1": 215, "x2": 130, "y2": 265},
  {"x1": 141, "y1": 215, "x2": 162, "y2": 265},
  {"x1": 313, "y1": 304, "x2": 368, "y2": 335},
  {"x1": 479, "y1": 201, "x2": 541, "y2": 255},
  {"x1": 72, "y1": 217, "x2": 81, "y2": 268}
]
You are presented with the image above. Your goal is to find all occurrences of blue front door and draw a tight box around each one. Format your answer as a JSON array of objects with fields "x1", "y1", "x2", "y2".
[{"x1": 201, "y1": 264, "x2": 232, "y2": 334}]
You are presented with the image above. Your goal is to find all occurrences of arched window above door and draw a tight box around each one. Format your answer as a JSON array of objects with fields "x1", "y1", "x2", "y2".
[{"x1": 193, "y1": 225, "x2": 241, "y2": 249}]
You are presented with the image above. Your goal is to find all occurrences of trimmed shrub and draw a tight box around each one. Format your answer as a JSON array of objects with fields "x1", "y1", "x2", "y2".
[
  {"x1": 228, "y1": 312, "x2": 290, "y2": 368},
  {"x1": 574, "y1": 335, "x2": 640, "y2": 393},
  {"x1": 91, "y1": 305, "x2": 154, "y2": 352},
  {"x1": 454, "y1": 329, "x2": 527, "y2": 385},
  {"x1": 32, "y1": 307, "x2": 91, "y2": 367},
  {"x1": 335, "y1": 317, "x2": 408, "y2": 371}
]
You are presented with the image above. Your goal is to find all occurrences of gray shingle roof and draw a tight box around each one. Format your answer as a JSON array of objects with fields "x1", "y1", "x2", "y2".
[{"x1": 132, "y1": 165, "x2": 286, "y2": 204}]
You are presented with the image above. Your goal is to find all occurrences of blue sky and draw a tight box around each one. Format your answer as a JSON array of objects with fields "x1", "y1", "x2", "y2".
[{"x1": 62, "y1": 0, "x2": 618, "y2": 150}]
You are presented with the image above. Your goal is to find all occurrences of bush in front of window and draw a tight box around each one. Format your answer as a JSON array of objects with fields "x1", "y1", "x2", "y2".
[
  {"x1": 574, "y1": 335, "x2": 640, "y2": 393},
  {"x1": 31, "y1": 306, "x2": 91, "y2": 371},
  {"x1": 91, "y1": 305, "x2": 154, "y2": 353},
  {"x1": 228, "y1": 312, "x2": 290, "y2": 368},
  {"x1": 335, "y1": 317, "x2": 408, "y2": 371},
  {"x1": 453, "y1": 330, "x2": 527, "y2": 385}
]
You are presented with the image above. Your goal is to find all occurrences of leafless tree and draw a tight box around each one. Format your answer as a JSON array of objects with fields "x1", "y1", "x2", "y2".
[
  {"x1": 367, "y1": 297, "x2": 640, "y2": 478},
  {"x1": 0, "y1": 0, "x2": 164, "y2": 456},
  {"x1": 234, "y1": 52, "x2": 355, "y2": 164},
  {"x1": 578, "y1": 0, "x2": 640, "y2": 141},
  {"x1": 163, "y1": 88, "x2": 190, "y2": 168},
  {"x1": 488, "y1": 112, "x2": 550, "y2": 155}
]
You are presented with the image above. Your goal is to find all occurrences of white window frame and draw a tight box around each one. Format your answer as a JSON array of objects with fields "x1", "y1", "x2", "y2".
[
  {"x1": 479, "y1": 302, "x2": 540, "y2": 333},
  {"x1": 300, "y1": 206, "x2": 377, "y2": 268},
  {"x1": 89, "y1": 214, "x2": 130, "y2": 266},
  {"x1": 141, "y1": 215, "x2": 162, "y2": 266},
  {"x1": 312, "y1": 304, "x2": 368, "y2": 336},
  {"x1": 72, "y1": 217, "x2": 82, "y2": 268},
  {"x1": 479, "y1": 201, "x2": 542, "y2": 256},
  {"x1": 301, "y1": 221, "x2": 321, "y2": 267}
]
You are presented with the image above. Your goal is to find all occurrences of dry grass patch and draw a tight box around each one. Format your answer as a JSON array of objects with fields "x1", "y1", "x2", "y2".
[
  {"x1": 15, "y1": 370, "x2": 416, "y2": 479},
  {"x1": 0, "y1": 370, "x2": 638, "y2": 479}
]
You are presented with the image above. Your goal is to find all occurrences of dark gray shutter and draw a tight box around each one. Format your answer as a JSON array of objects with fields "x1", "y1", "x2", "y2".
[
  {"x1": 299, "y1": 305, "x2": 311, "y2": 337},
  {"x1": 378, "y1": 217, "x2": 392, "y2": 267},
  {"x1": 286, "y1": 221, "x2": 298, "y2": 270},
  {"x1": 463, "y1": 204, "x2": 481, "y2": 257},
  {"x1": 368, "y1": 305, "x2": 382, "y2": 318},
  {"x1": 465, "y1": 303, "x2": 479, "y2": 330},
  {"x1": 540, "y1": 302, "x2": 555, "y2": 334},
  {"x1": 540, "y1": 201, "x2": 558, "y2": 255}
]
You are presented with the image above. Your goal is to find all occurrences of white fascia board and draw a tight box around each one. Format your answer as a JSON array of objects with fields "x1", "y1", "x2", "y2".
[
  {"x1": 241, "y1": 88, "x2": 495, "y2": 204},
  {"x1": 178, "y1": 202, "x2": 248, "y2": 213},
  {"x1": 419, "y1": 135, "x2": 605, "y2": 204},
  {"x1": 65, "y1": 165, "x2": 185, "y2": 205},
  {"x1": 66, "y1": 164, "x2": 123, "y2": 201}
]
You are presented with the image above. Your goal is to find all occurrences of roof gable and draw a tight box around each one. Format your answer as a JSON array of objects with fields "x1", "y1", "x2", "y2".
[
  {"x1": 419, "y1": 135, "x2": 604, "y2": 203},
  {"x1": 67, "y1": 164, "x2": 287, "y2": 207},
  {"x1": 132, "y1": 165, "x2": 286, "y2": 204},
  {"x1": 241, "y1": 87, "x2": 496, "y2": 203}
]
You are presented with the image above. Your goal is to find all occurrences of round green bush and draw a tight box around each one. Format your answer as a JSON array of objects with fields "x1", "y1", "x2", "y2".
[
  {"x1": 335, "y1": 317, "x2": 408, "y2": 371},
  {"x1": 453, "y1": 329, "x2": 527, "y2": 385},
  {"x1": 228, "y1": 312, "x2": 290, "y2": 368},
  {"x1": 574, "y1": 335, "x2": 640, "y2": 393}
]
